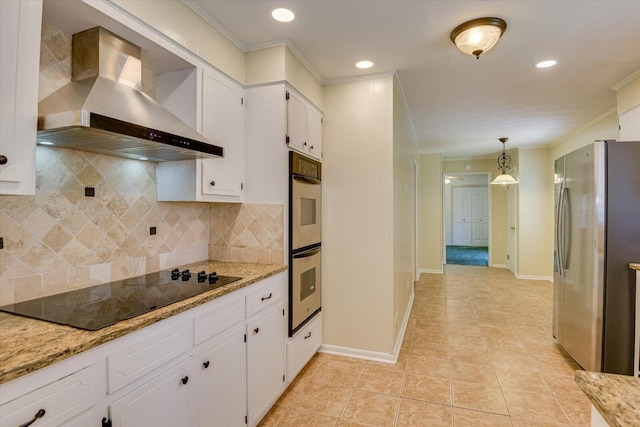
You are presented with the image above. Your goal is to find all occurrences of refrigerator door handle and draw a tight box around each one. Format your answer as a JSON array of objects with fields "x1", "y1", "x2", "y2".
[
  {"x1": 556, "y1": 182, "x2": 565, "y2": 276},
  {"x1": 561, "y1": 186, "x2": 570, "y2": 274}
]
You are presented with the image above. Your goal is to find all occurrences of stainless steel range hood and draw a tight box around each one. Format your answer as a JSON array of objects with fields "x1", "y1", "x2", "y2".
[{"x1": 37, "y1": 27, "x2": 223, "y2": 162}]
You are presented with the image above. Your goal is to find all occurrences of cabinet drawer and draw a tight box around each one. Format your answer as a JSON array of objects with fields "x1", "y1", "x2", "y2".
[
  {"x1": 246, "y1": 274, "x2": 283, "y2": 318},
  {"x1": 0, "y1": 364, "x2": 104, "y2": 427},
  {"x1": 286, "y1": 312, "x2": 322, "y2": 382},
  {"x1": 107, "y1": 320, "x2": 191, "y2": 393},
  {"x1": 194, "y1": 295, "x2": 244, "y2": 346}
]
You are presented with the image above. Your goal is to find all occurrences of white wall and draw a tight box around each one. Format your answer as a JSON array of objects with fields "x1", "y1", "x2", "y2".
[
  {"x1": 322, "y1": 77, "x2": 395, "y2": 354},
  {"x1": 417, "y1": 154, "x2": 443, "y2": 274},
  {"x1": 516, "y1": 148, "x2": 554, "y2": 280},
  {"x1": 392, "y1": 83, "x2": 417, "y2": 342},
  {"x1": 112, "y1": 0, "x2": 245, "y2": 83}
]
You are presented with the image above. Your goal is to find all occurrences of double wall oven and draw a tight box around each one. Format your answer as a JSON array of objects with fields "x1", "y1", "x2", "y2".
[{"x1": 289, "y1": 152, "x2": 322, "y2": 336}]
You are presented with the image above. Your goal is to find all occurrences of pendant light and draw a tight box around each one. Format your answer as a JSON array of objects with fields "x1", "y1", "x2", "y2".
[
  {"x1": 491, "y1": 138, "x2": 518, "y2": 185},
  {"x1": 450, "y1": 17, "x2": 507, "y2": 59}
]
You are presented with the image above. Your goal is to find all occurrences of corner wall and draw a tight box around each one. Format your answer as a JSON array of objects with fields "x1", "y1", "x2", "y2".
[
  {"x1": 392, "y1": 84, "x2": 416, "y2": 343},
  {"x1": 417, "y1": 154, "x2": 443, "y2": 274},
  {"x1": 516, "y1": 148, "x2": 554, "y2": 280},
  {"x1": 322, "y1": 77, "x2": 395, "y2": 354}
]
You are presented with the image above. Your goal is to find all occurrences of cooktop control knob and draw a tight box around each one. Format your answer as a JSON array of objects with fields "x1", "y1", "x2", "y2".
[
  {"x1": 181, "y1": 269, "x2": 191, "y2": 281},
  {"x1": 171, "y1": 268, "x2": 180, "y2": 280},
  {"x1": 208, "y1": 272, "x2": 218, "y2": 284},
  {"x1": 197, "y1": 271, "x2": 207, "y2": 283}
]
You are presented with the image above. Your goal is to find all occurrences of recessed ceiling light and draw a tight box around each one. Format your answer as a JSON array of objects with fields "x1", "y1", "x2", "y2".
[
  {"x1": 138, "y1": 157, "x2": 149, "y2": 161},
  {"x1": 39, "y1": 141, "x2": 54, "y2": 145},
  {"x1": 271, "y1": 8, "x2": 295, "y2": 22},
  {"x1": 355, "y1": 60, "x2": 374, "y2": 69},
  {"x1": 536, "y1": 60, "x2": 557, "y2": 68}
]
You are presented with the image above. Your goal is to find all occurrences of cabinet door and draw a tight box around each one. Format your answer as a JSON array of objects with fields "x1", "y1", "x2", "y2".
[
  {"x1": 0, "y1": 364, "x2": 104, "y2": 427},
  {"x1": 306, "y1": 106, "x2": 323, "y2": 160},
  {"x1": 109, "y1": 359, "x2": 195, "y2": 427},
  {"x1": 0, "y1": 0, "x2": 42, "y2": 195},
  {"x1": 247, "y1": 306, "x2": 285, "y2": 426},
  {"x1": 286, "y1": 90, "x2": 308, "y2": 152},
  {"x1": 195, "y1": 326, "x2": 246, "y2": 427},
  {"x1": 201, "y1": 69, "x2": 244, "y2": 199}
]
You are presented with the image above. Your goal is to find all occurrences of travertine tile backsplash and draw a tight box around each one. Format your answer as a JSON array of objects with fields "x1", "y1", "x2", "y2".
[
  {"x1": 209, "y1": 204, "x2": 284, "y2": 265},
  {"x1": 0, "y1": 23, "x2": 283, "y2": 304}
]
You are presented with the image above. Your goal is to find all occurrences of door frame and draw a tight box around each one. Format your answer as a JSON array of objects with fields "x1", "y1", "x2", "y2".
[
  {"x1": 507, "y1": 183, "x2": 518, "y2": 274},
  {"x1": 442, "y1": 172, "x2": 492, "y2": 265}
]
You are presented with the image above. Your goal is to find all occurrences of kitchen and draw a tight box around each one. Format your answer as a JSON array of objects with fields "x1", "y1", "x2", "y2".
[{"x1": 1, "y1": 0, "x2": 640, "y2": 426}]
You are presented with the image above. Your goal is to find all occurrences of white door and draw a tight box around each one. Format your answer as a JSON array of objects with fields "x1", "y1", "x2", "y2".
[
  {"x1": 507, "y1": 184, "x2": 517, "y2": 273},
  {"x1": 472, "y1": 187, "x2": 489, "y2": 246},
  {"x1": 452, "y1": 187, "x2": 472, "y2": 245}
]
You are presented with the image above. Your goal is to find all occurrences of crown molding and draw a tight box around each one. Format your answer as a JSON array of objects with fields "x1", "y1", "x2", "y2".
[{"x1": 611, "y1": 68, "x2": 640, "y2": 91}]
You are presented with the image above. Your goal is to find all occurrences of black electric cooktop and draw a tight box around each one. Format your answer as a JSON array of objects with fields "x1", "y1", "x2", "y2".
[{"x1": 0, "y1": 268, "x2": 241, "y2": 331}]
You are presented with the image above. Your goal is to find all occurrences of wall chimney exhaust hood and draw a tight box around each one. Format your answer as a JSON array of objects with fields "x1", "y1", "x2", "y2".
[{"x1": 37, "y1": 27, "x2": 223, "y2": 162}]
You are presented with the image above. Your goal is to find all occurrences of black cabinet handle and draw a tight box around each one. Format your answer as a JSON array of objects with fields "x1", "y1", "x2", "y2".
[
  {"x1": 310, "y1": 145, "x2": 314, "y2": 150},
  {"x1": 210, "y1": 180, "x2": 215, "y2": 186},
  {"x1": 203, "y1": 361, "x2": 210, "y2": 369},
  {"x1": 0, "y1": 155, "x2": 7, "y2": 165},
  {"x1": 304, "y1": 332, "x2": 312, "y2": 339},
  {"x1": 303, "y1": 142, "x2": 307, "y2": 147},
  {"x1": 19, "y1": 409, "x2": 45, "y2": 427},
  {"x1": 181, "y1": 376, "x2": 189, "y2": 385},
  {"x1": 261, "y1": 293, "x2": 272, "y2": 301},
  {"x1": 254, "y1": 327, "x2": 260, "y2": 334}
]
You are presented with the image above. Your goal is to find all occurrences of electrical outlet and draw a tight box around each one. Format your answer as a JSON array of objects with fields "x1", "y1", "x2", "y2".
[
  {"x1": 85, "y1": 187, "x2": 95, "y2": 197},
  {"x1": 149, "y1": 227, "x2": 157, "y2": 236}
]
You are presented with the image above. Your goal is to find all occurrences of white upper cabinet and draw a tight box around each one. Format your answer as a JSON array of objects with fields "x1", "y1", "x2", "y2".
[
  {"x1": 0, "y1": 0, "x2": 42, "y2": 195},
  {"x1": 200, "y1": 69, "x2": 245, "y2": 199},
  {"x1": 157, "y1": 67, "x2": 244, "y2": 203},
  {"x1": 287, "y1": 89, "x2": 322, "y2": 161}
]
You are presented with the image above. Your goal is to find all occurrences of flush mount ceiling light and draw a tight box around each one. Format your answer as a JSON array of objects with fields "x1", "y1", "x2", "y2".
[
  {"x1": 355, "y1": 60, "x2": 374, "y2": 69},
  {"x1": 450, "y1": 17, "x2": 507, "y2": 59},
  {"x1": 271, "y1": 7, "x2": 295, "y2": 22},
  {"x1": 536, "y1": 59, "x2": 557, "y2": 68},
  {"x1": 491, "y1": 137, "x2": 518, "y2": 185}
]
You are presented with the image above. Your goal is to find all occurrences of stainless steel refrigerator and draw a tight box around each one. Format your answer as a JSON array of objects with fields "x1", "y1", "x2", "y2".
[{"x1": 553, "y1": 140, "x2": 640, "y2": 375}]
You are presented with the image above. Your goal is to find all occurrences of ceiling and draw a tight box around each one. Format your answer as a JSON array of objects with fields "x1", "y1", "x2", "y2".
[{"x1": 186, "y1": 0, "x2": 640, "y2": 158}]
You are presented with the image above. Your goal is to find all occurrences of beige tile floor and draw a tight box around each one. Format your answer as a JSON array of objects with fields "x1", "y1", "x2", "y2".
[{"x1": 259, "y1": 265, "x2": 591, "y2": 427}]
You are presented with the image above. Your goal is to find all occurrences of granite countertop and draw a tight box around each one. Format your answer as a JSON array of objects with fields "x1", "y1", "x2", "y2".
[
  {"x1": 630, "y1": 263, "x2": 640, "y2": 271},
  {"x1": 575, "y1": 370, "x2": 640, "y2": 427},
  {"x1": 0, "y1": 261, "x2": 286, "y2": 385}
]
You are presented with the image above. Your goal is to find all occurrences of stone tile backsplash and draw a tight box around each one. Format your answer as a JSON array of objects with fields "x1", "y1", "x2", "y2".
[
  {"x1": 0, "y1": 23, "x2": 284, "y2": 304},
  {"x1": 209, "y1": 204, "x2": 284, "y2": 265}
]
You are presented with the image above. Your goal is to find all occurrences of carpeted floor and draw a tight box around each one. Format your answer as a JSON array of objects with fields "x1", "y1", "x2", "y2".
[{"x1": 446, "y1": 246, "x2": 488, "y2": 266}]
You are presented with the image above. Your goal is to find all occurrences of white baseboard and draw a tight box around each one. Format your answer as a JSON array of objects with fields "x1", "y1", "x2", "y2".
[
  {"x1": 491, "y1": 264, "x2": 507, "y2": 268},
  {"x1": 417, "y1": 268, "x2": 443, "y2": 276},
  {"x1": 392, "y1": 291, "x2": 414, "y2": 361},
  {"x1": 515, "y1": 273, "x2": 553, "y2": 282},
  {"x1": 318, "y1": 344, "x2": 395, "y2": 364},
  {"x1": 319, "y1": 292, "x2": 415, "y2": 365}
]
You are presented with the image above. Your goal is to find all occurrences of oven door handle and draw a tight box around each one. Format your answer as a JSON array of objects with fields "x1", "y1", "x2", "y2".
[
  {"x1": 293, "y1": 175, "x2": 321, "y2": 185},
  {"x1": 293, "y1": 248, "x2": 321, "y2": 258}
]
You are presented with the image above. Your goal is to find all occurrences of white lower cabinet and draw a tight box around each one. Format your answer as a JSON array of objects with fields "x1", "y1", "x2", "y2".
[
  {"x1": 195, "y1": 326, "x2": 247, "y2": 427},
  {"x1": 286, "y1": 313, "x2": 322, "y2": 383},
  {"x1": 0, "y1": 364, "x2": 105, "y2": 427},
  {"x1": 110, "y1": 358, "x2": 195, "y2": 427},
  {"x1": 247, "y1": 305, "x2": 285, "y2": 426},
  {"x1": 0, "y1": 273, "x2": 287, "y2": 427}
]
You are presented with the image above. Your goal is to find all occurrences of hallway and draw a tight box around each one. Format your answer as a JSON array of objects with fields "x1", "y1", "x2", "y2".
[{"x1": 259, "y1": 265, "x2": 590, "y2": 426}]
